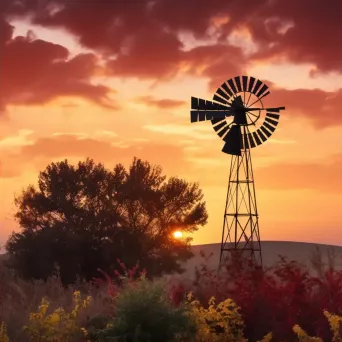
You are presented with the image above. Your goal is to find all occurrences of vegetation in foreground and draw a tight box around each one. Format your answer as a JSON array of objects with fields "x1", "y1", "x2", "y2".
[{"x1": 1, "y1": 249, "x2": 342, "y2": 342}]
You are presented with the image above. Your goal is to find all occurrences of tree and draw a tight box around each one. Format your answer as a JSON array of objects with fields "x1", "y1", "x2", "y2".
[{"x1": 6, "y1": 157, "x2": 207, "y2": 284}]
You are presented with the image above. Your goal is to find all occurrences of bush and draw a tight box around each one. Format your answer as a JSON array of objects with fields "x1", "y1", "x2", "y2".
[
  {"x1": 23, "y1": 290, "x2": 91, "y2": 342},
  {"x1": 95, "y1": 274, "x2": 196, "y2": 342},
  {"x1": 190, "y1": 252, "x2": 342, "y2": 341},
  {"x1": 186, "y1": 292, "x2": 245, "y2": 342}
]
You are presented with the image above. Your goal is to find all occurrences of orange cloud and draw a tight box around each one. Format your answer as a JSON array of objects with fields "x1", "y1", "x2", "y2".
[
  {"x1": 0, "y1": 134, "x2": 190, "y2": 179},
  {"x1": 135, "y1": 96, "x2": 186, "y2": 109}
]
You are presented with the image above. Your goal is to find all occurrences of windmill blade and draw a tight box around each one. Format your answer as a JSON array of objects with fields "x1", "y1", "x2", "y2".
[
  {"x1": 266, "y1": 107, "x2": 285, "y2": 112},
  {"x1": 221, "y1": 82, "x2": 234, "y2": 97},
  {"x1": 265, "y1": 116, "x2": 278, "y2": 127},
  {"x1": 264, "y1": 121, "x2": 277, "y2": 132},
  {"x1": 252, "y1": 132, "x2": 262, "y2": 146},
  {"x1": 258, "y1": 91, "x2": 270, "y2": 101},
  {"x1": 190, "y1": 110, "x2": 232, "y2": 122},
  {"x1": 190, "y1": 96, "x2": 233, "y2": 122},
  {"x1": 248, "y1": 77, "x2": 256, "y2": 92},
  {"x1": 234, "y1": 76, "x2": 242, "y2": 92},
  {"x1": 246, "y1": 132, "x2": 256, "y2": 148},
  {"x1": 216, "y1": 88, "x2": 231, "y2": 102},
  {"x1": 190, "y1": 111, "x2": 198, "y2": 123},
  {"x1": 251, "y1": 79, "x2": 262, "y2": 95},
  {"x1": 191, "y1": 97, "x2": 230, "y2": 110},
  {"x1": 256, "y1": 129, "x2": 267, "y2": 142},
  {"x1": 213, "y1": 94, "x2": 230, "y2": 105},
  {"x1": 242, "y1": 76, "x2": 248, "y2": 91},
  {"x1": 260, "y1": 125, "x2": 272, "y2": 138},
  {"x1": 221, "y1": 125, "x2": 242, "y2": 156},
  {"x1": 213, "y1": 121, "x2": 229, "y2": 136},
  {"x1": 254, "y1": 114, "x2": 280, "y2": 142},
  {"x1": 266, "y1": 112, "x2": 280, "y2": 120},
  {"x1": 256, "y1": 84, "x2": 269, "y2": 98},
  {"x1": 217, "y1": 124, "x2": 231, "y2": 138},
  {"x1": 242, "y1": 130, "x2": 265, "y2": 149},
  {"x1": 191, "y1": 96, "x2": 198, "y2": 109},
  {"x1": 228, "y1": 78, "x2": 237, "y2": 94}
]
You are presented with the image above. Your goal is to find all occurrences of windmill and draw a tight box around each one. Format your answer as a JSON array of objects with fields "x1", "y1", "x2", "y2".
[{"x1": 190, "y1": 76, "x2": 285, "y2": 269}]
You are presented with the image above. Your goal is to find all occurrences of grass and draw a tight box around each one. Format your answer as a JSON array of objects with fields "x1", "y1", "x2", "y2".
[{"x1": 1, "y1": 246, "x2": 342, "y2": 341}]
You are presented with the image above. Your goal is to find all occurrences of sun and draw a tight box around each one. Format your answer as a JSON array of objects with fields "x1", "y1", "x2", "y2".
[{"x1": 173, "y1": 230, "x2": 183, "y2": 239}]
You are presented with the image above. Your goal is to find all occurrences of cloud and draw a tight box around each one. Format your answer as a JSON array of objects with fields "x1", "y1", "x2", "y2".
[
  {"x1": 179, "y1": 149, "x2": 342, "y2": 194},
  {"x1": 263, "y1": 84, "x2": 342, "y2": 129},
  {"x1": 0, "y1": 134, "x2": 189, "y2": 179},
  {"x1": 135, "y1": 96, "x2": 186, "y2": 109},
  {"x1": 3, "y1": 0, "x2": 342, "y2": 130},
  {"x1": 0, "y1": 129, "x2": 35, "y2": 148},
  {"x1": 255, "y1": 154, "x2": 342, "y2": 193},
  {"x1": 0, "y1": 17, "x2": 116, "y2": 110},
  {"x1": 244, "y1": 0, "x2": 342, "y2": 74},
  {"x1": 143, "y1": 123, "x2": 217, "y2": 141},
  {"x1": 2, "y1": 0, "x2": 246, "y2": 83},
  {"x1": 3, "y1": 0, "x2": 342, "y2": 86}
]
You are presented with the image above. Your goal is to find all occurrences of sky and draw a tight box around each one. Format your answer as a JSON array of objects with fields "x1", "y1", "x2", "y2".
[{"x1": 1, "y1": 0, "x2": 342, "y2": 249}]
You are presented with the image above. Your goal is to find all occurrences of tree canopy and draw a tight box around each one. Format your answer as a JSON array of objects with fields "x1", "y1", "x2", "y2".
[{"x1": 6, "y1": 157, "x2": 207, "y2": 284}]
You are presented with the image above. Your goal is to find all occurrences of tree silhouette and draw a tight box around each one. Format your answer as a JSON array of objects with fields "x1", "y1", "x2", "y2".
[{"x1": 6, "y1": 157, "x2": 207, "y2": 285}]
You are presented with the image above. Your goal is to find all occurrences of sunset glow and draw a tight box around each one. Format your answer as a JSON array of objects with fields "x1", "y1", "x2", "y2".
[{"x1": 173, "y1": 231, "x2": 183, "y2": 239}]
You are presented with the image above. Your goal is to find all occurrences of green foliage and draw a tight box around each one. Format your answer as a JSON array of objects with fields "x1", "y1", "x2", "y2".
[
  {"x1": 95, "y1": 276, "x2": 196, "y2": 342},
  {"x1": 5, "y1": 157, "x2": 207, "y2": 284}
]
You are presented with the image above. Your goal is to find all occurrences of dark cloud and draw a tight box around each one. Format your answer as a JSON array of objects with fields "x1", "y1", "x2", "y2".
[
  {"x1": 106, "y1": 23, "x2": 184, "y2": 79},
  {"x1": 9, "y1": 0, "x2": 340, "y2": 76},
  {"x1": 135, "y1": 96, "x2": 186, "y2": 109},
  {"x1": 260, "y1": 83, "x2": 342, "y2": 128},
  {"x1": 2, "y1": 0, "x2": 342, "y2": 115},
  {"x1": 183, "y1": 44, "x2": 246, "y2": 90},
  {"x1": 217, "y1": 0, "x2": 342, "y2": 74},
  {"x1": 2, "y1": 0, "x2": 246, "y2": 81},
  {"x1": 0, "y1": 32, "x2": 116, "y2": 109}
]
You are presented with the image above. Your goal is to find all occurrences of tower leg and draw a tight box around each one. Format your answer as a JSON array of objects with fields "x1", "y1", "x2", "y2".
[{"x1": 219, "y1": 148, "x2": 262, "y2": 271}]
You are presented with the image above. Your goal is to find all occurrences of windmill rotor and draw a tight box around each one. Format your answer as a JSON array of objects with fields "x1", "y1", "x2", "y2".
[{"x1": 190, "y1": 76, "x2": 285, "y2": 156}]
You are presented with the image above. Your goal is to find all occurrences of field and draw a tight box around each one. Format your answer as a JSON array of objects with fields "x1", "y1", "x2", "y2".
[
  {"x1": 2, "y1": 240, "x2": 342, "y2": 341},
  {"x1": 176, "y1": 240, "x2": 342, "y2": 281}
]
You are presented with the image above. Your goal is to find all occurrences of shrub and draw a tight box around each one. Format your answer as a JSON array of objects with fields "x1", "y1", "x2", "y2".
[
  {"x1": 190, "y1": 252, "x2": 342, "y2": 341},
  {"x1": 186, "y1": 292, "x2": 245, "y2": 342},
  {"x1": 23, "y1": 290, "x2": 91, "y2": 342},
  {"x1": 95, "y1": 274, "x2": 195, "y2": 342},
  {"x1": 0, "y1": 322, "x2": 9, "y2": 342}
]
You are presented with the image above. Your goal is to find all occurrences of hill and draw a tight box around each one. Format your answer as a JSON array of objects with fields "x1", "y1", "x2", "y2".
[
  {"x1": 2, "y1": 241, "x2": 342, "y2": 281},
  {"x1": 174, "y1": 240, "x2": 342, "y2": 281}
]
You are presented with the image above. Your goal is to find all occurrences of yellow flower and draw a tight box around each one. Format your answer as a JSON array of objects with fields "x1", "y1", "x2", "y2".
[
  {"x1": 256, "y1": 332, "x2": 273, "y2": 342},
  {"x1": 0, "y1": 322, "x2": 9, "y2": 342}
]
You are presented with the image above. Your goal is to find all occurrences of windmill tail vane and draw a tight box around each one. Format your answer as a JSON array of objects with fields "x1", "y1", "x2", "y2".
[{"x1": 190, "y1": 75, "x2": 285, "y2": 269}]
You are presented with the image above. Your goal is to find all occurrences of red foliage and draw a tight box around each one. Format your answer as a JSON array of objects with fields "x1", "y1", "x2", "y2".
[
  {"x1": 186, "y1": 253, "x2": 342, "y2": 342},
  {"x1": 91, "y1": 259, "x2": 144, "y2": 297},
  {"x1": 169, "y1": 283, "x2": 186, "y2": 307}
]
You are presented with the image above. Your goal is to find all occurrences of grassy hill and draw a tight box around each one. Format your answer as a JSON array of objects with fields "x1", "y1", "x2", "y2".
[
  {"x1": 2, "y1": 240, "x2": 342, "y2": 281},
  {"x1": 173, "y1": 240, "x2": 342, "y2": 281}
]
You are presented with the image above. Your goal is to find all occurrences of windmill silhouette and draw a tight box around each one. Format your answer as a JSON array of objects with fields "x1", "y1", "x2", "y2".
[{"x1": 190, "y1": 76, "x2": 285, "y2": 269}]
